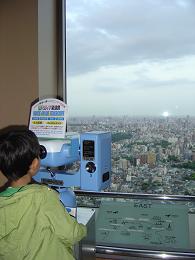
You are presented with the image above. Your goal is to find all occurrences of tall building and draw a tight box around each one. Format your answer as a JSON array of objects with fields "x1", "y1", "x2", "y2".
[
  {"x1": 147, "y1": 152, "x2": 156, "y2": 167},
  {"x1": 192, "y1": 148, "x2": 195, "y2": 162},
  {"x1": 140, "y1": 154, "x2": 148, "y2": 165},
  {"x1": 119, "y1": 159, "x2": 128, "y2": 170},
  {"x1": 192, "y1": 132, "x2": 195, "y2": 142}
]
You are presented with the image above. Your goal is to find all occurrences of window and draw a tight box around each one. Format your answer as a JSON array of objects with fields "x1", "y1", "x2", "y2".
[{"x1": 66, "y1": 0, "x2": 195, "y2": 195}]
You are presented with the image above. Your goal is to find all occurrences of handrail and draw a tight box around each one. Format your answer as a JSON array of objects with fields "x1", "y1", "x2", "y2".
[
  {"x1": 74, "y1": 190, "x2": 195, "y2": 201},
  {"x1": 95, "y1": 245, "x2": 195, "y2": 259}
]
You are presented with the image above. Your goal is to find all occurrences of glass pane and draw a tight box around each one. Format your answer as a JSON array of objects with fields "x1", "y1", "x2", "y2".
[{"x1": 67, "y1": 0, "x2": 195, "y2": 195}]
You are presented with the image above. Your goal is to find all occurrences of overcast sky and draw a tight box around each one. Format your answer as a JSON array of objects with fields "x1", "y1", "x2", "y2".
[{"x1": 66, "y1": 0, "x2": 195, "y2": 117}]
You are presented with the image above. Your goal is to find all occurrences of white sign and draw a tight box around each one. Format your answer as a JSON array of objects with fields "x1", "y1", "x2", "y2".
[{"x1": 29, "y1": 98, "x2": 68, "y2": 139}]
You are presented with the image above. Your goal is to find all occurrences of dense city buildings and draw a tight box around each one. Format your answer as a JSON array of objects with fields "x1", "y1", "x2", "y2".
[{"x1": 68, "y1": 116, "x2": 195, "y2": 196}]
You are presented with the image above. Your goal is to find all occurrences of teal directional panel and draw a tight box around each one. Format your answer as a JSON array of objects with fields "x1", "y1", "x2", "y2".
[{"x1": 96, "y1": 200, "x2": 189, "y2": 249}]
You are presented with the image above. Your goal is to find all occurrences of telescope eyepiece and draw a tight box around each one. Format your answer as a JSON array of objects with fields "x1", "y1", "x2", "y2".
[{"x1": 39, "y1": 145, "x2": 47, "y2": 159}]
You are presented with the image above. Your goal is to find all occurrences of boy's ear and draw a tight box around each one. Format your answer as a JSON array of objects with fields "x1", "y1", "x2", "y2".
[{"x1": 29, "y1": 158, "x2": 40, "y2": 176}]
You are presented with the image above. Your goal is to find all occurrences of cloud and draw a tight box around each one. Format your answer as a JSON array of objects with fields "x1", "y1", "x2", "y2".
[
  {"x1": 68, "y1": 56, "x2": 195, "y2": 94},
  {"x1": 67, "y1": 0, "x2": 195, "y2": 75},
  {"x1": 66, "y1": 0, "x2": 195, "y2": 117}
]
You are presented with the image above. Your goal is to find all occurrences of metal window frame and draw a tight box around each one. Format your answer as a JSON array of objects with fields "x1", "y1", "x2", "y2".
[{"x1": 57, "y1": 0, "x2": 66, "y2": 103}]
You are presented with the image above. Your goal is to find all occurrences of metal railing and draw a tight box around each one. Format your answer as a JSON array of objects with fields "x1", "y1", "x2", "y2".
[{"x1": 75, "y1": 190, "x2": 195, "y2": 201}]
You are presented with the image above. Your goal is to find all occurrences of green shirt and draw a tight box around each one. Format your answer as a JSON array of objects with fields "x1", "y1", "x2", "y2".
[
  {"x1": 0, "y1": 184, "x2": 87, "y2": 260},
  {"x1": 0, "y1": 186, "x2": 24, "y2": 197}
]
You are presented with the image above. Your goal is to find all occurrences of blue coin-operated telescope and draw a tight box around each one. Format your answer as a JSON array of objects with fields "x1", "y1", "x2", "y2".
[
  {"x1": 34, "y1": 131, "x2": 111, "y2": 191},
  {"x1": 33, "y1": 131, "x2": 111, "y2": 215},
  {"x1": 29, "y1": 98, "x2": 111, "y2": 215}
]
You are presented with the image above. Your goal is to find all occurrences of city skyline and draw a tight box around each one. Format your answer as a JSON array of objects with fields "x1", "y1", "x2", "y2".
[
  {"x1": 68, "y1": 115, "x2": 195, "y2": 195},
  {"x1": 66, "y1": 0, "x2": 195, "y2": 117}
]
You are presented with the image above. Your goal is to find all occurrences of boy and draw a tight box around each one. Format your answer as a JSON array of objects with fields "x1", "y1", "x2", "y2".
[{"x1": 0, "y1": 129, "x2": 87, "y2": 260}]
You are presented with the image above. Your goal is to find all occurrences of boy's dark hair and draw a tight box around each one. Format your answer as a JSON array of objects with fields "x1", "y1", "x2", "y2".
[{"x1": 0, "y1": 129, "x2": 40, "y2": 181}]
